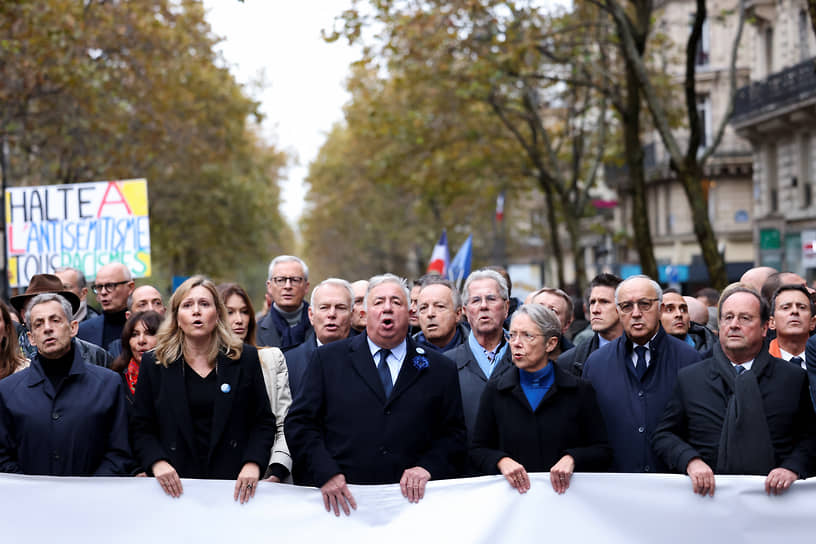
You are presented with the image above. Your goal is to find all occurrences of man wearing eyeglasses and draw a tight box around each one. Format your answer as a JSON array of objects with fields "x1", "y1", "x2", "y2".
[
  {"x1": 446, "y1": 269, "x2": 511, "y2": 443},
  {"x1": 256, "y1": 255, "x2": 313, "y2": 349},
  {"x1": 582, "y1": 274, "x2": 700, "y2": 473},
  {"x1": 653, "y1": 284, "x2": 816, "y2": 496},
  {"x1": 77, "y1": 262, "x2": 135, "y2": 353}
]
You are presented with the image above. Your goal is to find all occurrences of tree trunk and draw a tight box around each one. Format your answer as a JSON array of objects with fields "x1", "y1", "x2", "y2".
[
  {"x1": 541, "y1": 182, "x2": 566, "y2": 288},
  {"x1": 563, "y1": 207, "x2": 588, "y2": 294},
  {"x1": 678, "y1": 166, "x2": 728, "y2": 289},
  {"x1": 623, "y1": 64, "x2": 658, "y2": 280}
]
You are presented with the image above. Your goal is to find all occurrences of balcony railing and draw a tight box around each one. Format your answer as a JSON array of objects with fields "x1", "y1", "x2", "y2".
[{"x1": 732, "y1": 57, "x2": 816, "y2": 123}]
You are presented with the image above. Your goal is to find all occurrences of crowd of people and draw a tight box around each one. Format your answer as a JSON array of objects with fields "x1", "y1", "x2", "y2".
[{"x1": 0, "y1": 257, "x2": 815, "y2": 514}]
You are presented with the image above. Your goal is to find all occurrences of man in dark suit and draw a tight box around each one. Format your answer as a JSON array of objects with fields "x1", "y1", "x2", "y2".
[
  {"x1": 284, "y1": 278, "x2": 353, "y2": 399},
  {"x1": 285, "y1": 274, "x2": 466, "y2": 516},
  {"x1": 256, "y1": 255, "x2": 312, "y2": 349},
  {"x1": 582, "y1": 275, "x2": 701, "y2": 473},
  {"x1": 653, "y1": 284, "x2": 816, "y2": 496},
  {"x1": 77, "y1": 262, "x2": 134, "y2": 352}
]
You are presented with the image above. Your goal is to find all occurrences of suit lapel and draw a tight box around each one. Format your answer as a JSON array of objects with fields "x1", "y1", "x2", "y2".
[
  {"x1": 209, "y1": 352, "x2": 240, "y2": 457},
  {"x1": 166, "y1": 359, "x2": 196, "y2": 455},
  {"x1": 388, "y1": 339, "x2": 423, "y2": 406},
  {"x1": 349, "y1": 335, "x2": 388, "y2": 403}
]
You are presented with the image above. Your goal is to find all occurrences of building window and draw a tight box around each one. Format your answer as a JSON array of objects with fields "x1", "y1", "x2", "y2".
[
  {"x1": 694, "y1": 16, "x2": 710, "y2": 67},
  {"x1": 763, "y1": 26, "x2": 774, "y2": 77},
  {"x1": 696, "y1": 94, "x2": 711, "y2": 151},
  {"x1": 800, "y1": 10, "x2": 811, "y2": 62}
]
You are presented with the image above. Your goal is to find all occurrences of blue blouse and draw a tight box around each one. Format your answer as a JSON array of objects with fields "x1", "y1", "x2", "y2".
[{"x1": 519, "y1": 362, "x2": 555, "y2": 411}]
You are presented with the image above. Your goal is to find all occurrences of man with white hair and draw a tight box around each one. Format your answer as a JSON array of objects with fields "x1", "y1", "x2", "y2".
[
  {"x1": 446, "y1": 269, "x2": 511, "y2": 442},
  {"x1": 285, "y1": 278, "x2": 354, "y2": 399},
  {"x1": 583, "y1": 275, "x2": 700, "y2": 473},
  {"x1": 286, "y1": 274, "x2": 465, "y2": 515},
  {"x1": 257, "y1": 255, "x2": 312, "y2": 349}
]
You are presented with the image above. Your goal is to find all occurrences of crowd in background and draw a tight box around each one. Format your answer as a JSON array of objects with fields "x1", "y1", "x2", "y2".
[{"x1": 0, "y1": 257, "x2": 814, "y2": 514}]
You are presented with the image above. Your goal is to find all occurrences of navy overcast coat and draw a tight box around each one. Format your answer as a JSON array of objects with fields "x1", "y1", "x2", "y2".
[
  {"x1": 0, "y1": 339, "x2": 133, "y2": 476},
  {"x1": 582, "y1": 326, "x2": 700, "y2": 473}
]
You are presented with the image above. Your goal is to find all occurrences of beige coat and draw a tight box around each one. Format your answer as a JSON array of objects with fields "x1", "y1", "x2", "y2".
[{"x1": 257, "y1": 347, "x2": 293, "y2": 477}]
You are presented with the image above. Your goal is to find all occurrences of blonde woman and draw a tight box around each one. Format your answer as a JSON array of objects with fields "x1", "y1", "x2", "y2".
[{"x1": 131, "y1": 276, "x2": 276, "y2": 503}]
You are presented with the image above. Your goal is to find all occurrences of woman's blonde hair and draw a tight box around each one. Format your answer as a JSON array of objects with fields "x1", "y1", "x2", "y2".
[{"x1": 154, "y1": 275, "x2": 242, "y2": 366}]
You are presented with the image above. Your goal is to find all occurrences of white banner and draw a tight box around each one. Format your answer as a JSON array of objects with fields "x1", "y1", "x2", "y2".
[{"x1": 2, "y1": 473, "x2": 815, "y2": 542}]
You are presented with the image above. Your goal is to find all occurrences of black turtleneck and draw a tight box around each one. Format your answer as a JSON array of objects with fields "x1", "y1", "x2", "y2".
[
  {"x1": 102, "y1": 309, "x2": 128, "y2": 348},
  {"x1": 41, "y1": 343, "x2": 76, "y2": 390}
]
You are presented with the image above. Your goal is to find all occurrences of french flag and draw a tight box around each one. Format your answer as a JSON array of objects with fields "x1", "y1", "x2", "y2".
[{"x1": 427, "y1": 230, "x2": 450, "y2": 276}]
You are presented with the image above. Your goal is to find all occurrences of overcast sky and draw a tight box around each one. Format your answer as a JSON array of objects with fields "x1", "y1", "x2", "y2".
[{"x1": 203, "y1": 1, "x2": 360, "y2": 226}]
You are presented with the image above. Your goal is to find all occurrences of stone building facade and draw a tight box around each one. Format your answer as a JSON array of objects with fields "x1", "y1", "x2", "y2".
[{"x1": 731, "y1": 0, "x2": 816, "y2": 277}]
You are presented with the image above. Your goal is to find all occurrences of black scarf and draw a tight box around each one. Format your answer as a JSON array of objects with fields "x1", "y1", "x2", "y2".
[
  {"x1": 712, "y1": 343, "x2": 776, "y2": 475},
  {"x1": 267, "y1": 303, "x2": 311, "y2": 349}
]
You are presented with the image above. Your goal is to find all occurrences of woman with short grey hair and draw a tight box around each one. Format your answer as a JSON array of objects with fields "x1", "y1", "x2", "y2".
[{"x1": 470, "y1": 304, "x2": 611, "y2": 494}]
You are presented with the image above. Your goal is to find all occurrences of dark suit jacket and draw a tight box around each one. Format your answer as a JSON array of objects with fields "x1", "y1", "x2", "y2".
[
  {"x1": 652, "y1": 347, "x2": 816, "y2": 477},
  {"x1": 556, "y1": 332, "x2": 604, "y2": 377},
  {"x1": 77, "y1": 313, "x2": 123, "y2": 353},
  {"x1": 282, "y1": 331, "x2": 317, "y2": 400},
  {"x1": 256, "y1": 311, "x2": 282, "y2": 348},
  {"x1": 801, "y1": 335, "x2": 816, "y2": 412},
  {"x1": 285, "y1": 334, "x2": 466, "y2": 487},
  {"x1": 470, "y1": 364, "x2": 612, "y2": 475},
  {"x1": 445, "y1": 340, "x2": 512, "y2": 443},
  {"x1": 130, "y1": 344, "x2": 276, "y2": 479}
]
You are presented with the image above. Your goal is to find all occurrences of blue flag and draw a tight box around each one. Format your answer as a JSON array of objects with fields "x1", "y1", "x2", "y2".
[{"x1": 448, "y1": 235, "x2": 472, "y2": 288}]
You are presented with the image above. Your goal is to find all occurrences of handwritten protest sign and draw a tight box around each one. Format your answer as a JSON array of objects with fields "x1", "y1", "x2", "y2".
[{"x1": 5, "y1": 179, "x2": 151, "y2": 287}]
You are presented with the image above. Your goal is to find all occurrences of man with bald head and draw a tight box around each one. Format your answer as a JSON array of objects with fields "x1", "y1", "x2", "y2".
[
  {"x1": 349, "y1": 280, "x2": 369, "y2": 335},
  {"x1": 684, "y1": 296, "x2": 711, "y2": 328},
  {"x1": 660, "y1": 289, "x2": 716, "y2": 357},
  {"x1": 54, "y1": 266, "x2": 99, "y2": 323},
  {"x1": 105, "y1": 284, "x2": 167, "y2": 358},
  {"x1": 527, "y1": 287, "x2": 575, "y2": 358},
  {"x1": 77, "y1": 263, "x2": 135, "y2": 352},
  {"x1": 761, "y1": 271, "x2": 807, "y2": 305},
  {"x1": 740, "y1": 266, "x2": 777, "y2": 293},
  {"x1": 128, "y1": 285, "x2": 166, "y2": 317},
  {"x1": 414, "y1": 277, "x2": 467, "y2": 353},
  {"x1": 583, "y1": 275, "x2": 700, "y2": 473}
]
